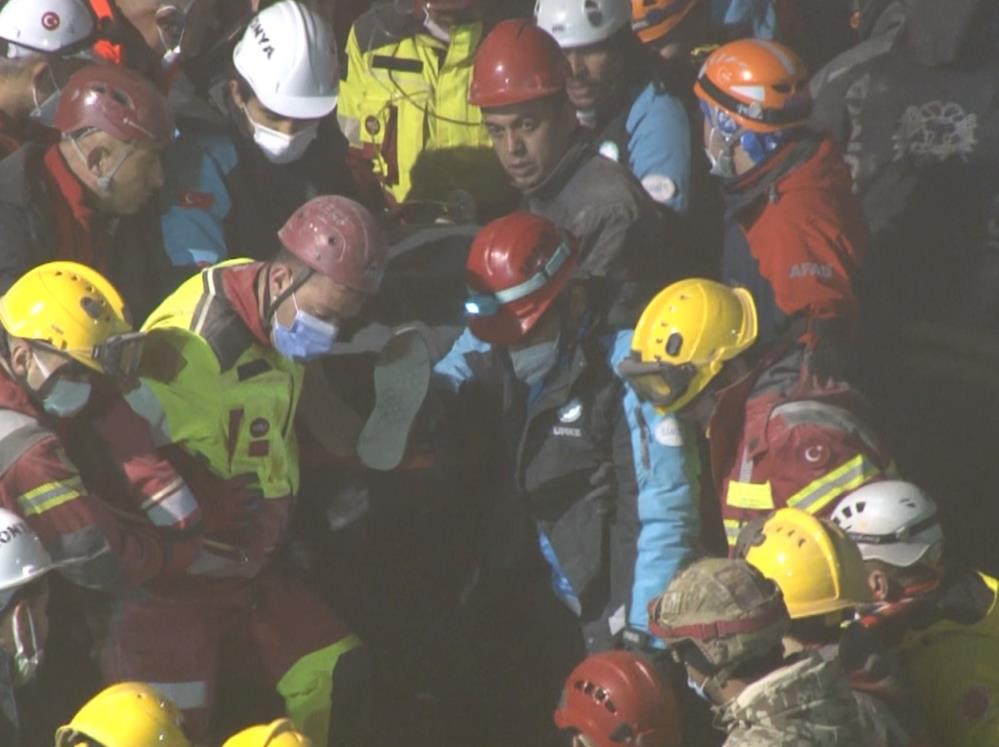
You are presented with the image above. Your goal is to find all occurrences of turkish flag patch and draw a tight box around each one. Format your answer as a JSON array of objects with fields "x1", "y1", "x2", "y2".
[{"x1": 177, "y1": 190, "x2": 215, "y2": 209}]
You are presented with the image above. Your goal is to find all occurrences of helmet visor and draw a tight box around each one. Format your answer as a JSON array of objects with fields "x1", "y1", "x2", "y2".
[{"x1": 618, "y1": 356, "x2": 697, "y2": 410}]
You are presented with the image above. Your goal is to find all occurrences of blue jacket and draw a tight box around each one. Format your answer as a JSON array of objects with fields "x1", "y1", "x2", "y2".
[
  {"x1": 711, "y1": 0, "x2": 778, "y2": 38},
  {"x1": 157, "y1": 113, "x2": 355, "y2": 297},
  {"x1": 595, "y1": 81, "x2": 692, "y2": 214},
  {"x1": 435, "y1": 325, "x2": 700, "y2": 648}
]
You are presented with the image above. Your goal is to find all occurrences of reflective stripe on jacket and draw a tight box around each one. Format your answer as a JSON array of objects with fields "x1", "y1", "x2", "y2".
[{"x1": 337, "y1": 5, "x2": 507, "y2": 207}]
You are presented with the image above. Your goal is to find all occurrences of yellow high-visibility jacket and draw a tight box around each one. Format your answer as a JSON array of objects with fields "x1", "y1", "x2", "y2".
[
  {"x1": 128, "y1": 260, "x2": 302, "y2": 502},
  {"x1": 902, "y1": 572, "x2": 999, "y2": 747},
  {"x1": 337, "y1": 5, "x2": 510, "y2": 209}
]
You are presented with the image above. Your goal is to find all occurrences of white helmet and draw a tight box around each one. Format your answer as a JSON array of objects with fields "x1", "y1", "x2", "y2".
[
  {"x1": 831, "y1": 480, "x2": 945, "y2": 569},
  {"x1": 0, "y1": 0, "x2": 96, "y2": 59},
  {"x1": 232, "y1": 0, "x2": 339, "y2": 120},
  {"x1": 0, "y1": 508, "x2": 56, "y2": 610},
  {"x1": 534, "y1": 0, "x2": 633, "y2": 48}
]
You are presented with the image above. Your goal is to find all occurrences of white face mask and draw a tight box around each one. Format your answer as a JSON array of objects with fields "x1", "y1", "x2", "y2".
[
  {"x1": 10, "y1": 601, "x2": 42, "y2": 686},
  {"x1": 242, "y1": 106, "x2": 318, "y2": 165}
]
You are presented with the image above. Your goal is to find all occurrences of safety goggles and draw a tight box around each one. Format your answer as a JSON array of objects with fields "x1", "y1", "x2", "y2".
[
  {"x1": 464, "y1": 238, "x2": 572, "y2": 318},
  {"x1": 50, "y1": 332, "x2": 144, "y2": 382},
  {"x1": 845, "y1": 513, "x2": 941, "y2": 546},
  {"x1": 617, "y1": 356, "x2": 698, "y2": 410}
]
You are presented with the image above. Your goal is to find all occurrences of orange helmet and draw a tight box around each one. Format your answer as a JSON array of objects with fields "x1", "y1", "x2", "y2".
[
  {"x1": 693, "y1": 39, "x2": 810, "y2": 134},
  {"x1": 631, "y1": 0, "x2": 703, "y2": 45}
]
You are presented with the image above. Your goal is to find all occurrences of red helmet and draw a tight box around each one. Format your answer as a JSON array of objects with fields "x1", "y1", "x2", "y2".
[
  {"x1": 54, "y1": 64, "x2": 174, "y2": 147},
  {"x1": 277, "y1": 196, "x2": 387, "y2": 295},
  {"x1": 464, "y1": 212, "x2": 577, "y2": 346},
  {"x1": 554, "y1": 651, "x2": 682, "y2": 747},
  {"x1": 468, "y1": 19, "x2": 569, "y2": 109},
  {"x1": 693, "y1": 39, "x2": 810, "y2": 134}
]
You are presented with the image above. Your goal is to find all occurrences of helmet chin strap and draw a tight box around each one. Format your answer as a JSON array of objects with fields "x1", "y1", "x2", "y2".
[{"x1": 68, "y1": 135, "x2": 134, "y2": 195}]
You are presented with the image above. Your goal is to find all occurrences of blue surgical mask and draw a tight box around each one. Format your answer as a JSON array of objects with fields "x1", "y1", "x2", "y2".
[
  {"x1": 687, "y1": 673, "x2": 711, "y2": 703},
  {"x1": 33, "y1": 354, "x2": 92, "y2": 418},
  {"x1": 271, "y1": 292, "x2": 339, "y2": 362},
  {"x1": 509, "y1": 337, "x2": 559, "y2": 387}
]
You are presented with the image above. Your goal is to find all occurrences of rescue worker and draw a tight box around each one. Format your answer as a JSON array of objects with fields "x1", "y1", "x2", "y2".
[
  {"x1": 0, "y1": 0, "x2": 96, "y2": 153},
  {"x1": 112, "y1": 196, "x2": 387, "y2": 746},
  {"x1": 87, "y1": 0, "x2": 216, "y2": 83},
  {"x1": 0, "y1": 0, "x2": 97, "y2": 61},
  {"x1": 0, "y1": 261, "x2": 201, "y2": 590},
  {"x1": 808, "y1": 0, "x2": 906, "y2": 131},
  {"x1": 54, "y1": 682, "x2": 190, "y2": 747},
  {"x1": 619, "y1": 278, "x2": 893, "y2": 551},
  {"x1": 696, "y1": 39, "x2": 868, "y2": 378},
  {"x1": 158, "y1": 0, "x2": 354, "y2": 292},
  {"x1": 223, "y1": 719, "x2": 312, "y2": 747},
  {"x1": 649, "y1": 556, "x2": 867, "y2": 745},
  {"x1": 832, "y1": 480, "x2": 999, "y2": 747},
  {"x1": 469, "y1": 19, "x2": 670, "y2": 325},
  {"x1": 631, "y1": 0, "x2": 715, "y2": 62},
  {"x1": 0, "y1": 510, "x2": 59, "y2": 745},
  {"x1": 337, "y1": 0, "x2": 514, "y2": 214},
  {"x1": 553, "y1": 650, "x2": 682, "y2": 747},
  {"x1": 535, "y1": 0, "x2": 692, "y2": 213},
  {"x1": 808, "y1": 0, "x2": 999, "y2": 330},
  {"x1": 0, "y1": 63, "x2": 174, "y2": 322},
  {"x1": 433, "y1": 210, "x2": 700, "y2": 652},
  {"x1": 744, "y1": 507, "x2": 929, "y2": 747}
]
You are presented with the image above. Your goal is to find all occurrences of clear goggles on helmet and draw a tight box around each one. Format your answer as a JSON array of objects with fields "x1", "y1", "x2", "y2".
[
  {"x1": 54, "y1": 331, "x2": 145, "y2": 382},
  {"x1": 845, "y1": 513, "x2": 942, "y2": 548},
  {"x1": 617, "y1": 355, "x2": 698, "y2": 410},
  {"x1": 464, "y1": 238, "x2": 572, "y2": 318},
  {"x1": 699, "y1": 100, "x2": 740, "y2": 138}
]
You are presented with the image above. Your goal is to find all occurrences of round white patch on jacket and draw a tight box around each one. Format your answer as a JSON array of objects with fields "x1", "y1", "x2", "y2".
[
  {"x1": 558, "y1": 399, "x2": 584, "y2": 423},
  {"x1": 641, "y1": 174, "x2": 677, "y2": 204},
  {"x1": 654, "y1": 417, "x2": 684, "y2": 447}
]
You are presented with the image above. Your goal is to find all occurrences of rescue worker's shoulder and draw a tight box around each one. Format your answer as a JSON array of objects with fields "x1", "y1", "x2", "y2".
[
  {"x1": 570, "y1": 150, "x2": 649, "y2": 213},
  {"x1": 349, "y1": 3, "x2": 423, "y2": 56},
  {"x1": 138, "y1": 327, "x2": 221, "y2": 385},
  {"x1": 607, "y1": 329, "x2": 688, "y2": 450}
]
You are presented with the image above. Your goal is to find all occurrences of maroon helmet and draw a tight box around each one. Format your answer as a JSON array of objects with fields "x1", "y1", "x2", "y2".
[
  {"x1": 54, "y1": 64, "x2": 174, "y2": 147},
  {"x1": 277, "y1": 196, "x2": 388, "y2": 295}
]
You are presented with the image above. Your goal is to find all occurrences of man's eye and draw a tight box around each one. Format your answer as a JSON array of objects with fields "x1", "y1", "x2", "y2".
[{"x1": 519, "y1": 120, "x2": 538, "y2": 132}]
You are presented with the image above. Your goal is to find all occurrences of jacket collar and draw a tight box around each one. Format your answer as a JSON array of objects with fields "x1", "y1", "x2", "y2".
[
  {"x1": 523, "y1": 136, "x2": 593, "y2": 203},
  {"x1": 42, "y1": 144, "x2": 96, "y2": 231}
]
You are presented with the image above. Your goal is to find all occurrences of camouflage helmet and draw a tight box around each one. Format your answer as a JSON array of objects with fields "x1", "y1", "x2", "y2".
[{"x1": 649, "y1": 558, "x2": 790, "y2": 672}]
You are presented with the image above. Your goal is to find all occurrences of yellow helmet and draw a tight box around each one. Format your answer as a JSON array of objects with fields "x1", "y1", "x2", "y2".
[
  {"x1": 745, "y1": 508, "x2": 873, "y2": 619},
  {"x1": 223, "y1": 719, "x2": 313, "y2": 747},
  {"x1": 0, "y1": 262, "x2": 142, "y2": 378},
  {"x1": 53, "y1": 682, "x2": 190, "y2": 747},
  {"x1": 619, "y1": 279, "x2": 757, "y2": 414}
]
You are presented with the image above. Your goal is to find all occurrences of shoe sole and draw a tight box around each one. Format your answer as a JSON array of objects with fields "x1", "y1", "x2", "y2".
[{"x1": 357, "y1": 327, "x2": 432, "y2": 471}]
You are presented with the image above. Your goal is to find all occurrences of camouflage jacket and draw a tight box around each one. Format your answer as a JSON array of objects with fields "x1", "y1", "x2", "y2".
[{"x1": 720, "y1": 651, "x2": 870, "y2": 746}]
